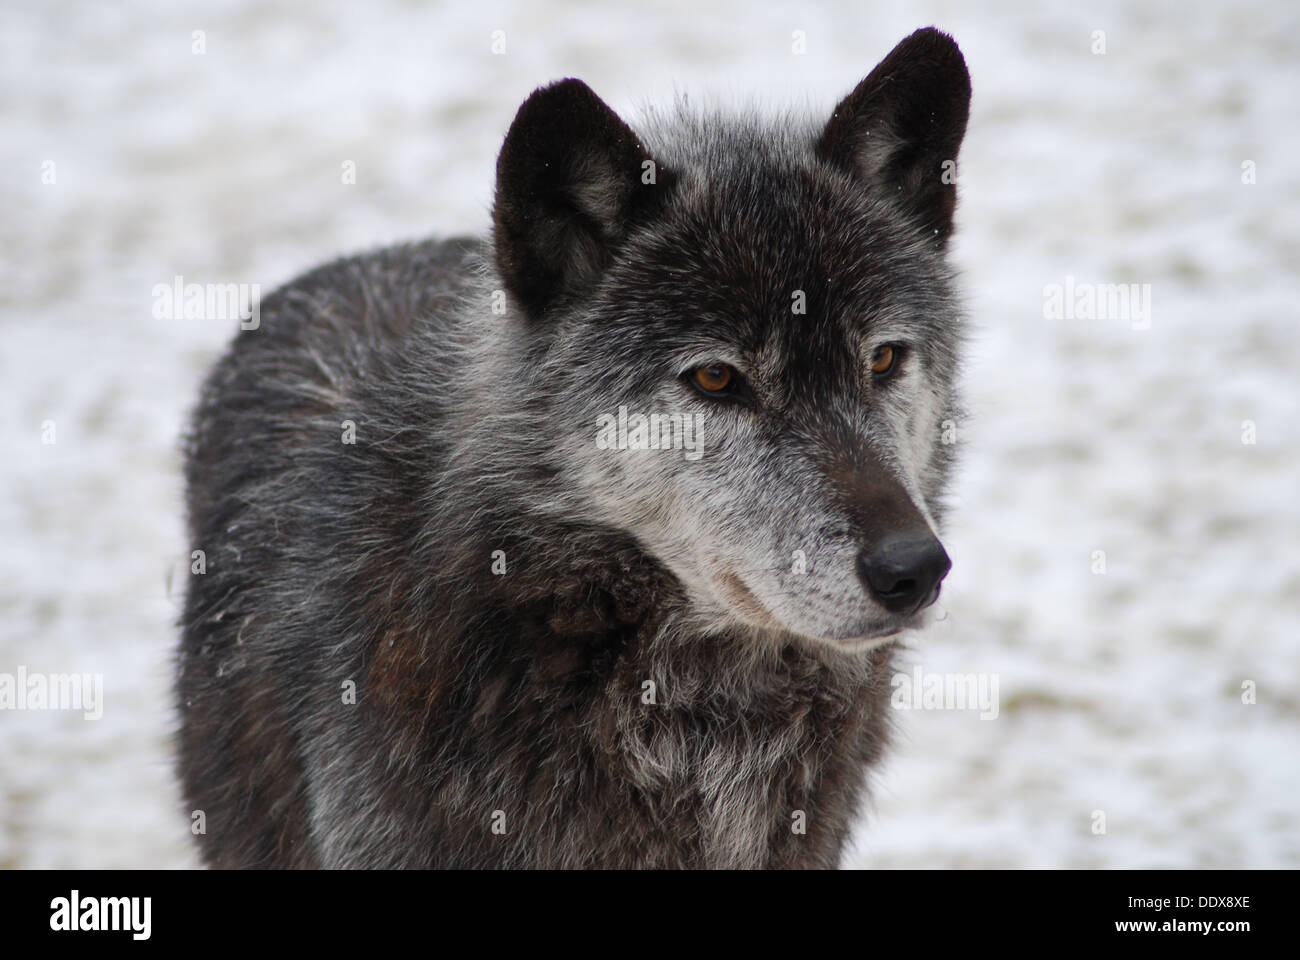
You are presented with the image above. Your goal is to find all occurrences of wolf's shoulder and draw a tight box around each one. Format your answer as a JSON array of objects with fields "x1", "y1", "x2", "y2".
[
  {"x1": 185, "y1": 235, "x2": 483, "y2": 497},
  {"x1": 195, "y1": 234, "x2": 485, "y2": 422},
  {"x1": 253, "y1": 234, "x2": 486, "y2": 349}
]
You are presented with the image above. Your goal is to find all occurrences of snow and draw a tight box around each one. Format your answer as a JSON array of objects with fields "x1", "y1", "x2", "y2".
[{"x1": 1, "y1": 0, "x2": 1297, "y2": 868}]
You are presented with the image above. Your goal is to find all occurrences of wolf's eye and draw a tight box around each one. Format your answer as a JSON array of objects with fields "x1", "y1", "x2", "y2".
[
  {"x1": 870, "y1": 344, "x2": 900, "y2": 377},
  {"x1": 691, "y1": 364, "x2": 734, "y2": 393}
]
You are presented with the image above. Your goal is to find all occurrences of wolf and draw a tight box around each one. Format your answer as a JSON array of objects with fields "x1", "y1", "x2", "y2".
[{"x1": 176, "y1": 26, "x2": 971, "y2": 869}]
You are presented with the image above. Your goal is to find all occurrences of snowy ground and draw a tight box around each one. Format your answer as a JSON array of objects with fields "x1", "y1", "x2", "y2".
[{"x1": 2, "y1": 0, "x2": 1297, "y2": 869}]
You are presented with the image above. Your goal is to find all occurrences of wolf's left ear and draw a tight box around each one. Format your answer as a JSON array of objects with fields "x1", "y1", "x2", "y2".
[
  {"x1": 817, "y1": 27, "x2": 971, "y2": 245},
  {"x1": 493, "y1": 79, "x2": 675, "y2": 318}
]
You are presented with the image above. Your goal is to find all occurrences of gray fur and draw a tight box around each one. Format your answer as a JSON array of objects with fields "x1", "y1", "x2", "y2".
[{"x1": 177, "y1": 27, "x2": 972, "y2": 868}]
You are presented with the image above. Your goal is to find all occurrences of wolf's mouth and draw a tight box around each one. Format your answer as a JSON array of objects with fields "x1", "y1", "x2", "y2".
[
  {"x1": 831, "y1": 632, "x2": 904, "y2": 653},
  {"x1": 714, "y1": 569, "x2": 782, "y2": 630},
  {"x1": 822, "y1": 606, "x2": 935, "y2": 652},
  {"x1": 712, "y1": 565, "x2": 936, "y2": 653}
]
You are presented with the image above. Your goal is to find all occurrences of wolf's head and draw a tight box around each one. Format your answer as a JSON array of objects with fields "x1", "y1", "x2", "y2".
[{"x1": 488, "y1": 28, "x2": 970, "y2": 652}]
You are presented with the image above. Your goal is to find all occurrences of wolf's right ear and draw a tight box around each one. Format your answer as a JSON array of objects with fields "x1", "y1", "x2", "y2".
[
  {"x1": 492, "y1": 79, "x2": 675, "y2": 318},
  {"x1": 817, "y1": 28, "x2": 971, "y2": 245}
]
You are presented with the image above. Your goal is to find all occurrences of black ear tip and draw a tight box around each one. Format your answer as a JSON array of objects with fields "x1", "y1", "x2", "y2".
[
  {"x1": 898, "y1": 26, "x2": 970, "y2": 80},
  {"x1": 499, "y1": 78, "x2": 609, "y2": 176},
  {"x1": 505, "y1": 78, "x2": 622, "y2": 151},
  {"x1": 535, "y1": 77, "x2": 594, "y2": 96},
  {"x1": 519, "y1": 77, "x2": 601, "y2": 112},
  {"x1": 909, "y1": 25, "x2": 956, "y2": 41},
  {"x1": 904, "y1": 25, "x2": 960, "y2": 50}
]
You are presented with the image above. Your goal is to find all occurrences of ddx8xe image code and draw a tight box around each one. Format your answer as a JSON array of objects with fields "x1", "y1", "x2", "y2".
[{"x1": 1129, "y1": 897, "x2": 1251, "y2": 911}]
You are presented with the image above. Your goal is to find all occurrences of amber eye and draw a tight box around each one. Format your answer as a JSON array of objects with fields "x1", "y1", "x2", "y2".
[
  {"x1": 870, "y1": 344, "x2": 898, "y2": 376},
  {"x1": 692, "y1": 364, "x2": 734, "y2": 393}
]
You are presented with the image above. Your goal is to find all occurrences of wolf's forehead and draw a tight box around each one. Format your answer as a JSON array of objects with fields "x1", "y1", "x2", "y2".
[{"x1": 642, "y1": 168, "x2": 915, "y2": 338}]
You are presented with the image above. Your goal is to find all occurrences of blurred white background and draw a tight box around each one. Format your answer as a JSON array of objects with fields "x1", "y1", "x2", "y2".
[{"x1": 1, "y1": 0, "x2": 1297, "y2": 868}]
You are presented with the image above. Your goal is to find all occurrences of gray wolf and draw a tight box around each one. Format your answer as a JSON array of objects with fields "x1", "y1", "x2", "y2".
[{"x1": 176, "y1": 26, "x2": 971, "y2": 868}]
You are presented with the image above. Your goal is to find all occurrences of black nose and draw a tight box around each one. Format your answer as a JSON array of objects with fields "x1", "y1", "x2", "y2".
[{"x1": 857, "y1": 532, "x2": 951, "y2": 616}]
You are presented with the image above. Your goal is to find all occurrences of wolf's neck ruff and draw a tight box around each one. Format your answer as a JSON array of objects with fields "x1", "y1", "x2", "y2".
[{"x1": 355, "y1": 510, "x2": 893, "y2": 868}]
